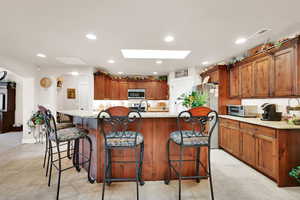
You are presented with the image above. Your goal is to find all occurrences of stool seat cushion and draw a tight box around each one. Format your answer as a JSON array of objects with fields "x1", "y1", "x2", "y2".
[
  {"x1": 56, "y1": 123, "x2": 75, "y2": 130},
  {"x1": 170, "y1": 130, "x2": 209, "y2": 146},
  {"x1": 106, "y1": 131, "x2": 144, "y2": 147},
  {"x1": 49, "y1": 127, "x2": 88, "y2": 142}
]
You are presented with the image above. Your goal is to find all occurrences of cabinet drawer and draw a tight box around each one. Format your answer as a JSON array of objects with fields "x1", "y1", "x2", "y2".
[
  {"x1": 255, "y1": 126, "x2": 276, "y2": 139},
  {"x1": 240, "y1": 122, "x2": 257, "y2": 134},
  {"x1": 220, "y1": 119, "x2": 239, "y2": 128}
]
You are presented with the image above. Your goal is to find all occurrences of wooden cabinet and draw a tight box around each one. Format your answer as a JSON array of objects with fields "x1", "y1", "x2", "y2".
[
  {"x1": 219, "y1": 119, "x2": 240, "y2": 156},
  {"x1": 228, "y1": 38, "x2": 300, "y2": 98},
  {"x1": 239, "y1": 62, "x2": 254, "y2": 98},
  {"x1": 253, "y1": 56, "x2": 271, "y2": 97},
  {"x1": 94, "y1": 73, "x2": 169, "y2": 100},
  {"x1": 94, "y1": 74, "x2": 105, "y2": 100},
  {"x1": 273, "y1": 47, "x2": 295, "y2": 96},
  {"x1": 110, "y1": 79, "x2": 120, "y2": 100},
  {"x1": 229, "y1": 67, "x2": 240, "y2": 98},
  {"x1": 255, "y1": 127, "x2": 277, "y2": 179},
  {"x1": 119, "y1": 81, "x2": 128, "y2": 100},
  {"x1": 240, "y1": 123, "x2": 256, "y2": 166},
  {"x1": 220, "y1": 119, "x2": 278, "y2": 181}
]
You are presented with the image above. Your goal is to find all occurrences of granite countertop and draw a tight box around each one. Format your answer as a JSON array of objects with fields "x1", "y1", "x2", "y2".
[
  {"x1": 58, "y1": 110, "x2": 179, "y2": 118},
  {"x1": 219, "y1": 115, "x2": 300, "y2": 130}
]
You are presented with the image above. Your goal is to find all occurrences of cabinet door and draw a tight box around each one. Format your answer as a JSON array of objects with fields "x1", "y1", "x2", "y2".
[
  {"x1": 273, "y1": 47, "x2": 295, "y2": 96},
  {"x1": 253, "y1": 56, "x2": 271, "y2": 97},
  {"x1": 240, "y1": 123, "x2": 256, "y2": 166},
  {"x1": 210, "y1": 71, "x2": 219, "y2": 83},
  {"x1": 119, "y1": 81, "x2": 128, "y2": 100},
  {"x1": 104, "y1": 76, "x2": 111, "y2": 99},
  {"x1": 111, "y1": 79, "x2": 120, "y2": 99},
  {"x1": 239, "y1": 62, "x2": 254, "y2": 98},
  {"x1": 146, "y1": 81, "x2": 157, "y2": 100},
  {"x1": 256, "y1": 127, "x2": 277, "y2": 179},
  {"x1": 229, "y1": 127, "x2": 241, "y2": 157},
  {"x1": 229, "y1": 67, "x2": 240, "y2": 98},
  {"x1": 94, "y1": 74, "x2": 105, "y2": 100}
]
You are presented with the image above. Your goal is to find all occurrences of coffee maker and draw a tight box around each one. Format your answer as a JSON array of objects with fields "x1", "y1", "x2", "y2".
[{"x1": 261, "y1": 103, "x2": 282, "y2": 121}]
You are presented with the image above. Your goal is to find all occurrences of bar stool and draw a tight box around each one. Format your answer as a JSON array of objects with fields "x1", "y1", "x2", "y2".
[
  {"x1": 43, "y1": 109, "x2": 95, "y2": 200},
  {"x1": 38, "y1": 105, "x2": 75, "y2": 177},
  {"x1": 98, "y1": 106, "x2": 145, "y2": 200},
  {"x1": 164, "y1": 107, "x2": 218, "y2": 200}
]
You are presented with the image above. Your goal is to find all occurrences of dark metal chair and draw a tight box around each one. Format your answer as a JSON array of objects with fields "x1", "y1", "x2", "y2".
[
  {"x1": 98, "y1": 106, "x2": 145, "y2": 200},
  {"x1": 164, "y1": 106, "x2": 218, "y2": 200},
  {"x1": 38, "y1": 106, "x2": 75, "y2": 177},
  {"x1": 43, "y1": 108, "x2": 95, "y2": 200}
]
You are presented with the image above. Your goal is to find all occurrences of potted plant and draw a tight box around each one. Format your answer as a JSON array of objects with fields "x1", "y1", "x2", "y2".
[
  {"x1": 27, "y1": 111, "x2": 45, "y2": 129},
  {"x1": 289, "y1": 166, "x2": 300, "y2": 183},
  {"x1": 178, "y1": 91, "x2": 208, "y2": 109}
]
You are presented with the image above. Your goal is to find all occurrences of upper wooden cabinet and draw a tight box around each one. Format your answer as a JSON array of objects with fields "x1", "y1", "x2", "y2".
[
  {"x1": 253, "y1": 56, "x2": 271, "y2": 97},
  {"x1": 94, "y1": 72, "x2": 169, "y2": 100},
  {"x1": 272, "y1": 47, "x2": 296, "y2": 97},
  {"x1": 239, "y1": 62, "x2": 254, "y2": 98},
  {"x1": 229, "y1": 37, "x2": 300, "y2": 98},
  {"x1": 229, "y1": 66, "x2": 240, "y2": 98}
]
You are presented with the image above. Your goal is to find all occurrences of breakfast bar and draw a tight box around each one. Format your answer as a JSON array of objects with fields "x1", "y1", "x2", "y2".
[{"x1": 59, "y1": 110, "x2": 208, "y2": 183}]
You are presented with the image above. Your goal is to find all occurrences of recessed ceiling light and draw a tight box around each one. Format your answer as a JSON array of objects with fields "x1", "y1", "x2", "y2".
[
  {"x1": 86, "y1": 33, "x2": 97, "y2": 40},
  {"x1": 235, "y1": 37, "x2": 247, "y2": 45},
  {"x1": 37, "y1": 53, "x2": 46, "y2": 58},
  {"x1": 153, "y1": 72, "x2": 158, "y2": 75},
  {"x1": 71, "y1": 71, "x2": 79, "y2": 76},
  {"x1": 121, "y1": 49, "x2": 191, "y2": 59},
  {"x1": 107, "y1": 59, "x2": 115, "y2": 64},
  {"x1": 202, "y1": 61, "x2": 209, "y2": 65},
  {"x1": 164, "y1": 35, "x2": 175, "y2": 42},
  {"x1": 156, "y1": 60, "x2": 163, "y2": 64},
  {"x1": 118, "y1": 72, "x2": 124, "y2": 75}
]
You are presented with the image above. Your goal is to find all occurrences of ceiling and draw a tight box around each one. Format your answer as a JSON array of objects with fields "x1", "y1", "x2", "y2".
[{"x1": 0, "y1": 0, "x2": 300, "y2": 75}]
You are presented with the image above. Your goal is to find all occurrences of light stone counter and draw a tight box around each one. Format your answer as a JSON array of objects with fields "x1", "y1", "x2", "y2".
[
  {"x1": 219, "y1": 115, "x2": 300, "y2": 130},
  {"x1": 58, "y1": 110, "x2": 179, "y2": 118}
]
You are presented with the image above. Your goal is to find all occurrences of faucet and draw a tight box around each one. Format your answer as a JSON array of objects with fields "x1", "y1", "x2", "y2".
[{"x1": 138, "y1": 99, "x2": 149, "y2": 112}]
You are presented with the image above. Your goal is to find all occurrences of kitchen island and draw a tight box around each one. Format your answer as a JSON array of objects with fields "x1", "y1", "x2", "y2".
[{"x1": 59, "y1": 110, "x2": 208, "y2": 183}]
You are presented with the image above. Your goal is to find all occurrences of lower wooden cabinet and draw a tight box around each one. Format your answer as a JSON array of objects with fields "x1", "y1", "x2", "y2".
[
  {"x1": 255, "y1": 128, "x2": 277, "y2": 179},
  {"x1": 220, "y1": 118, "x2": 278, "y2": 181}
]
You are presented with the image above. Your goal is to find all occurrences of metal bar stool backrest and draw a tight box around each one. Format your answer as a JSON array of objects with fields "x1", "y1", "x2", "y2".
[
  {"x1": 97, "y1": 106, "x2": 142, "y2": 147},
  {"x1": 177, "y1": 106, "x2": 218, "y2": 145},
  {"x1": 43, "y1": 109, "x2": 59, "y2": 143}
]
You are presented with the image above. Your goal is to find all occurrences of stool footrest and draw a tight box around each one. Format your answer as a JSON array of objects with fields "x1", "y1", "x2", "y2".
[{"x1": 107, "y1": 178, "x2": 137, "y2": 182}]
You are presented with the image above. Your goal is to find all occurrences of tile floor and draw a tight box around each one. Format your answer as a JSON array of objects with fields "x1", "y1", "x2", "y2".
[{"x1": 0, "y1": 140, "x2": 299, "y2": 200}]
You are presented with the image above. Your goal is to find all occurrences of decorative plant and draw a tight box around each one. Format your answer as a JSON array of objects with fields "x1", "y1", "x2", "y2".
[
  {"x1": 178, "y1": 91, "x2": 208, "y2": 109},
  {"x1": 289, "y1": 166, "x2": 300, "y2": 183},
  {"x1": 27, "y1": 111, "x2": 45, "y2": 129}
]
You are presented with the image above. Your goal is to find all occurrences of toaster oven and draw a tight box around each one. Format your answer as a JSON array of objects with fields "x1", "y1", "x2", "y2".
[{"x1": 227, "y1": 105, "x2": 258, "y2": 118}]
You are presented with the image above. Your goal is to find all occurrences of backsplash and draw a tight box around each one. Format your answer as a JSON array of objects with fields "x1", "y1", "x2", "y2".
[
  {"x1": 242, "y1": 98, "x2": 300, "y2": 116},
  {"x1": 93, "y1": 100, "x2": 169, "y2": 111}
]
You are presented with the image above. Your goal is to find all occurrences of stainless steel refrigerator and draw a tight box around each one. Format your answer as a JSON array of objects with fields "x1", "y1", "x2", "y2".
[{"x1": 198, "y1": 83, "x2": 219, "y2": 149}]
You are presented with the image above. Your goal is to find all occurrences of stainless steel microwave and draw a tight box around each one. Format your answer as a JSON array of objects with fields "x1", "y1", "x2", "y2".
[
  {"x1": 128, "y1": 89, "x2": 145, "y2": 99},
  {"x1": 227, "y1": 105, "x2": 258, "y2": 118}
]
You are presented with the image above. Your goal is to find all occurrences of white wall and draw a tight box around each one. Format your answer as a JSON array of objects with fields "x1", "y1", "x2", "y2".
[
  {"x1": 168, "y1": 67, "x2": 202, "y2": 113},
  {"x1": 57, "y1": 74, "x2": 93, "y2": 111},
  {"x1": 242, "y1": 98, "x2": 300, "y2": 116}
]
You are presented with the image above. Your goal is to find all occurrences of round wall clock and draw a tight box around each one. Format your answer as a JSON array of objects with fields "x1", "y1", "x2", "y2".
[{"x1": 40, "y1": 77, "x2": 52, "y2": 88}]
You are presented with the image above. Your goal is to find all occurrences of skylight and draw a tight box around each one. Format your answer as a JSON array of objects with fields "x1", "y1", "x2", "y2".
[{"x1": 121, "y1": 49, "x2": 191, "y2": 59}]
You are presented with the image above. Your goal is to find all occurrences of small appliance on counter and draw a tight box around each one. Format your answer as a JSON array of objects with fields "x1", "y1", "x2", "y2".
[
  {"x1": 227, "y1": 105, "x2": 258, "y2": 118},
  {"x1": 261, "y1": 103, "x2": 282, "y2": 121}
]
